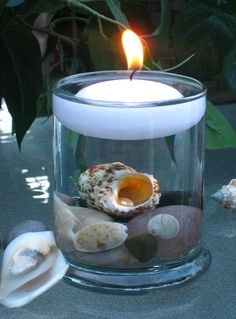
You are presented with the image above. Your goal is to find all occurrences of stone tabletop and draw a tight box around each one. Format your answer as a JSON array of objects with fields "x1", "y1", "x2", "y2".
[{"x1": 0, "y1": 103, "x2": 236, "y2": 319}]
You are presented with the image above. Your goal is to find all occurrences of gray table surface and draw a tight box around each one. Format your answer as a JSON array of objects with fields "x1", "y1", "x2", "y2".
[{"x1": 0, "y1": 103, "x2": 236, "y2": 319}]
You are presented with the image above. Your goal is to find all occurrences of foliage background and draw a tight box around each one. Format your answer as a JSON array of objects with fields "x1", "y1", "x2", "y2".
[{"x1": 0, "y1": 0, "x2": 236, "y2": 149}]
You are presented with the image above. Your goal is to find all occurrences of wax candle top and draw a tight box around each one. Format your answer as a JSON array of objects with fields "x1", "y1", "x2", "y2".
[
  {"x1": 76, "y1": 30, "x2": 182, "y2": 103},
  {"x1": 53, "y1": 71, "x2": 206, "y2": 140},
  {"x1": 76, "y1": 79, "x2": 183, "y2": 103}
]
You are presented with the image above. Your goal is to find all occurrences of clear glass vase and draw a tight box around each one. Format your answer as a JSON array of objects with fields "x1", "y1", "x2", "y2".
[{"x1": 52, "y1": 71, "x2": 210, "y2": 292}]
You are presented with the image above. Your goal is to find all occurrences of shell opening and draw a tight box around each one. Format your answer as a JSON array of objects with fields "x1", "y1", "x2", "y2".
[
  {"x1": 10, "y1": 249, "x2": 42, "y2": 276},
  {"x1": 115, "y1": 174, "x2": 153, "y2": 207}
]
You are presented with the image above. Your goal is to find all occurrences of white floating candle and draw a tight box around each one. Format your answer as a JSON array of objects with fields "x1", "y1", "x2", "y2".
[
  {"x1": 53, "y1": 72, "x2": 205, "y2": 140},
  {"x1": 53, "y1": 30, "x2": 205, "y2": 140},
  {"x1": 77, "y1": 79, "x2": 182, "y2": 103}
]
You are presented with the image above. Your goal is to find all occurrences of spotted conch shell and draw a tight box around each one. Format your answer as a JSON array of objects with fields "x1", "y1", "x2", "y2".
[
  {"x1": 211, "y1": 179, "x2": 236, "y2": 211},
  {"x1": 77, "y1": 162, "x2": 161, "y2": 217},
  {"x1": 74, "y1": 222, "x2": 128, "y2": 252},
  {"x1": 53, "y1": 192, "x2": 113, "y2": 251},
  {"x1": 0, "y1": 231, "x2": 68, "y2": 308}
]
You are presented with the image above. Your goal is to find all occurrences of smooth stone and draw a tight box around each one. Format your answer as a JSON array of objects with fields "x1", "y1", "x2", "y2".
[
  {"x1": 125, "y1": 234, "x2": 158, "y2": 262},
  {"x1": 127, "y1": 205, "x2": 201, "y2": 258},
  {"x1": 4, "y1": 220, "x2": 47, "y2": 248},
  {"x1": 75, "y1": 243, "x2": 135, "y2": 267}
]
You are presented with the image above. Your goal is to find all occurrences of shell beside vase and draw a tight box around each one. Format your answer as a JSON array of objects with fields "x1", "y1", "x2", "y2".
[
  {"x1": 0, "y1": 229, "x2": 68, "y2": 308},
  {"x1": 212, "y1": 179, "x2": 236, "y2": 211}
]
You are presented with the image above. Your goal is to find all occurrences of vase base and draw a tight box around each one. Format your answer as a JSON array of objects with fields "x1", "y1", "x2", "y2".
[{"x1": 63, "y1": 245, "x2": 211, "y2": 293}]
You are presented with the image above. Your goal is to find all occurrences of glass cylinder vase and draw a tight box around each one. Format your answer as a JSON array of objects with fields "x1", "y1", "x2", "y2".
[{"x1": 52, "y1": 71, "x2": 211, "y2": 292}]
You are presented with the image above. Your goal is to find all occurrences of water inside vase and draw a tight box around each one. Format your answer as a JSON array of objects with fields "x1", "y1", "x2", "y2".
[{"x1": 53, "y1": 117, "x2": 204, "y2": 270}]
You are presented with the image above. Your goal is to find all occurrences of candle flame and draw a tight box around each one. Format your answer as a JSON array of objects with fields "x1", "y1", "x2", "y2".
[{"x1": 122, "y1": 30, "x2": 143, "y2": 70}]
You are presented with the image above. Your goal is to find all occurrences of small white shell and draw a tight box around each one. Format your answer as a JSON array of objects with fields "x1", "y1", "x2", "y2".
[
  {"x1": 74, "y1": 222, "x2": 128, "y2": 252},
  {"x1": 147, "y1": 214, "x2": 180, "y2": 239},
  {"x1": 0, "y1": 231, "x2": 68, "y2": 308},
  {"x1": 53, "y1": 192, "x2": 112, "y2": 251},
  {"x1": 212, "y1": 179, "x2": 236, "y2": 211}
]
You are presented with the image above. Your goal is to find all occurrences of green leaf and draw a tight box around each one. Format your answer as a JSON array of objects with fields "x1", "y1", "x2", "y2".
[
  {"x1": 0, "y1": 0, "x2": 10, "y2": 14},
  {"x1": 156, "y1": 0, "x2": 170, "y2": 49},
  {"x1": 0, "y1": 21, "x2": 42, "y2": 147},
  {"x1": 134, "y1": 37, "x2": 156, "y2": 70},
  {"x1": 76, "y1": 40, "x2": 96, "y2": 72},
  {"x1": 72, "y1": 169, "x2": 83, "y2": 186},
  {"x1": 86, "y1": 19, "x2": 125, "y2": 70},
  {"x1": 66, "y1": 130, "x2": 80, "y2": 156},
  {"x1": 36, "y1": 74, "x2": 60, "y2": 117},
  {"x1": 228, "y1": 0, "x2": 236, "y2": 14},
  {"x1": 120, "y1": 0, "x2": 154, "y2": 35},
  {"x1": 205, "y1": 101, "x2": 236, "y2": 149},
  {"x1": 173, "y1": 0, "x2": 236, "y2": 80},
  {"x1": 105, "y1": 0, "x2": 129, "y2": 28},
  {"x1": 19, "y1": 0, "x2": 65, "y2": 17},
  {"x1": 69, "y1": 1, "x2": 111, "y2": 16},
  {"x1": 6, "y1": 0, "x2": 24, "y2": 7},
  {"x1": 165, "y1": 135, "x2": 176, "y2": 164},
  {"x1": 223, "y1": 45, "x2": 236, "y2": 96},
  {"x1": 32, "y1": 0, "x2": 64, "y2": 12}
]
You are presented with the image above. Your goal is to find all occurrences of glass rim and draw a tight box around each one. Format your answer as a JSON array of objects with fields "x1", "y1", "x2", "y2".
[{"x1": 53, "y1": 70, "x2": 207, "y2": 108}]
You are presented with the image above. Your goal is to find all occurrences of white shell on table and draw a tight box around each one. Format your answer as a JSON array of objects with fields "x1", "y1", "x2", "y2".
[
  {"x1": 212, "y1": 179, "x2": 236, "y2": 211},
  {"x1": 147, "y1": 214, "x2": 180, "y2": 239},
  {"x1": 74, "y1": 222, "x2": 128, "y2": 252},
  {"x1": 77, "y1": 162, "x2": 161, "y2": 217},
  {"x1": 53, "y1": 193, "x2": 112, "y2": 251},
  {"x1": 0, "y1": 231, "x2": 68, "y2": 308}
]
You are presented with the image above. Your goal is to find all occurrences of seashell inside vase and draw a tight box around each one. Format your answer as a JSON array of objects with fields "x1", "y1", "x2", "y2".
[
  {"x1": 54, "y1": 193, "x2": 113, "y2": 251},
  {"x1": 211, "y1": 179, "x2": 236, "y2": 211},
  {"x1": 127, "y1": 205, "x2": 201, "y2": 258},
  {"x1": 77, "y1": 162, "x2": 161, "y2": 217},
  {"x1": 0, "y1": 231, "x2": 68, "y2": 308},
  {"x1": 74, "y1": 222, "x2": 128, "y2": 252},
  {"x1": 147, "y1": 214, "x2": 180, "y2": 239}
]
